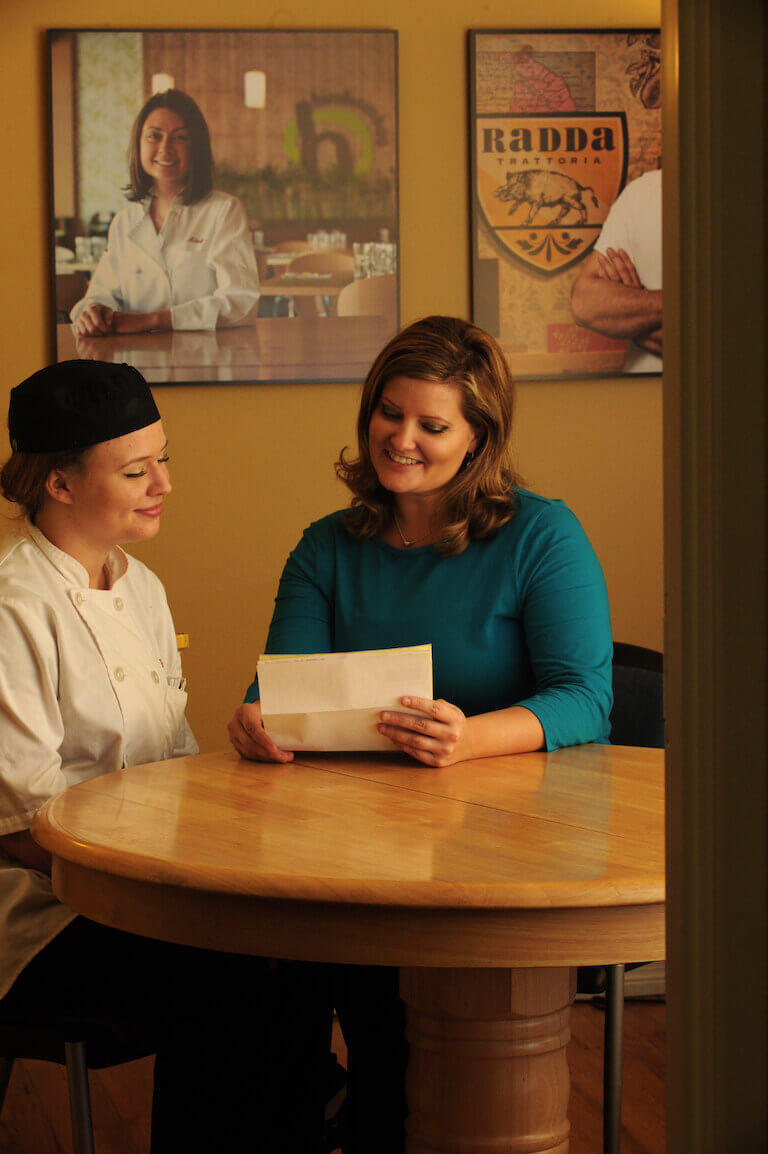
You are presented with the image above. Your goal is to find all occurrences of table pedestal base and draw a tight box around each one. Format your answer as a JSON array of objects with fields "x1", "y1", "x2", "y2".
[{"x1": 401, "y1": 967, "x2": 575, "y2": 1154}]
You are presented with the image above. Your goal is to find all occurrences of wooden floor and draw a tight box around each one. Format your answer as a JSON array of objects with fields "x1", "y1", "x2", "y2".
[{"x1": 0, "y1": 999, "x2": 665, "y2": 1153}]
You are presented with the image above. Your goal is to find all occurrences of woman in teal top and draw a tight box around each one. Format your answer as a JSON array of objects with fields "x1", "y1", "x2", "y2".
[
  {"x1": 242, "y1": 491, "x2": 611, "y2": 749},
  {"x1": 231, "y1": 315, "x2": 612, "y2": 765},
  {"x1": 229, "y1": 314, "x2": 612, "y2": 1152}
]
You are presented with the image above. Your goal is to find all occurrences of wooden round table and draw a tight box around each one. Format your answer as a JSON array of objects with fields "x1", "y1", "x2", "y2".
[{"x1": 34, "y1": 745, "x2": 665, "y2": 1154}]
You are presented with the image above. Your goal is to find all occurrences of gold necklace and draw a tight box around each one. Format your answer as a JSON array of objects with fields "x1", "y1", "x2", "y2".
[{"x1": 393, "y1": 511, "x2": 431, "y2": 548}]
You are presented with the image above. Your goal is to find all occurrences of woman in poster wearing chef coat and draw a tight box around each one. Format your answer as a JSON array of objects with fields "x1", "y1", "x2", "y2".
[
  {"x1": 0, "y1": 360, "x2": 328, "y2": 1152},
  {"x1": 70, "y1": 89, "x2": 260, "y2": 336}
]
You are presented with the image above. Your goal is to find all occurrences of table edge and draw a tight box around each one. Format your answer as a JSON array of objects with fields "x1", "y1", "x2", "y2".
[
  {"x1": 35, "y1": 803, "x2": 664, "y2": 909},
  {"x1": 50, "y1": 857, "x2": 666, "y2": 967}
]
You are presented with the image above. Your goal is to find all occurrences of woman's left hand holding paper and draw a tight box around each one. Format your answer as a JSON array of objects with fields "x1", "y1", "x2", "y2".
[{"x1": 378, "y1": 696, "x2": 470, "y2": 767}]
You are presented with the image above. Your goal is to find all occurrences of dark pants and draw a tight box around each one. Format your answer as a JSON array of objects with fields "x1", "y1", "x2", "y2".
[
  {"x1": 1, "y1": 917, "x2": 332, "y2": 1153},
  {"x1": 334, "y1": 964, "x2": 408, "y2": 1154}
]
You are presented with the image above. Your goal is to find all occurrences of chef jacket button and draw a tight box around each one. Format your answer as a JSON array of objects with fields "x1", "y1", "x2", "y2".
[
  {"x1": 75, "y1": 592, "x2": 85, "y2": 606},
  {"x1": 151, "y1": 670, "x2": 160, "y2": 684},
  {"x1": 113, "y1": 597, "x2": 124, "y2": 611},
  {"x1": 114, "y1": 667, "x2": 126, "y2": 682}
]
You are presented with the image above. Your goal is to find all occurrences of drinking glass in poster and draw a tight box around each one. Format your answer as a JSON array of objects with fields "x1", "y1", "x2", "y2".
[
  {"x1": 49, "y1": 29, "x2": 399, "y2": 385},
  {"x1": 469, "y1": 30, "x2": 661, "y2": 379}
]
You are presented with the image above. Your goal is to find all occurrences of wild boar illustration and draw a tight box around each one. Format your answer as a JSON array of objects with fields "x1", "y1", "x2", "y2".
[{"x1": 494, "y1": 171, "x2": 600, "y2": 226}]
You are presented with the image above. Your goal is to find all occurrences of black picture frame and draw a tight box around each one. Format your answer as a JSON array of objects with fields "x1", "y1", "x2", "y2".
[
  {"x1": 48, "y1": 28, "x2": 399, "y2": 385},
  {"x1": 469, "y1": 29, "x2": 662, "y2": 379}
]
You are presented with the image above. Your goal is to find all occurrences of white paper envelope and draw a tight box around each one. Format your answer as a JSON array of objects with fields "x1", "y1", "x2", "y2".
[{"x1": 257, "y1": 645, "x2": 433, "y2": 751}]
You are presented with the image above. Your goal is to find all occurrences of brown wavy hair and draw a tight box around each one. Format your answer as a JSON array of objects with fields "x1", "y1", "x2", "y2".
[
  {"x1": 1, "y1": 449, "x2": 87, "y2": 520},
  {"x1": 335, "y1": 315, "x2": 521, "y2": 556},
  {"x1": 125, "y1": 89, "x2": 214, "y2": 205}
]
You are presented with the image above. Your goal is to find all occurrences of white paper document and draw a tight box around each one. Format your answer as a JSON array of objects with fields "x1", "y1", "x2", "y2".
[{"x1": 257, "y1": 644, "x2": 433, "y2": 751}]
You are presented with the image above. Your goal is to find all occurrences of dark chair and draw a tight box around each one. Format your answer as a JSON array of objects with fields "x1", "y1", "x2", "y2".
[
  {"x1": 0, "y1": 1016, "x2": 346, "y2": 1153},
  {"x1": 608, "y1": 642, "x2": 665, "y2": 749},
  {"x1": 577, "y1": 641, "x2": 664, "y2": 1154},
  {"x1": 0, "y1": 1017, "x2": 154, "y2": 1154},
  {"x1": 55, "y1": 270, "x2": 90, "y2": 324}
]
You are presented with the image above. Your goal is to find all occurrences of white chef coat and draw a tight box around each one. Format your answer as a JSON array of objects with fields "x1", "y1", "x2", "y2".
[
  {"x1": 69, "y1": 190, "x2": 260, "y2": 332},
  {"x1": 595, "y1": 169, "x2": 662, "y2": 374},
  {"x1": 0, "y1": 523, "x2": 198, "y2": 998}
]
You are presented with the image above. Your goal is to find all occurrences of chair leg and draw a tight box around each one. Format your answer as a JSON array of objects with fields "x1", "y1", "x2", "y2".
[
  {"x1": 65, "y1": 1041, "x2": 96, "y2": 1154},
  {"x1": 603, "y1": 963, "x2": 626, "y2": 1154},
  {"x1": 0, "y1": 1055, "x2": 14, "y2": 1113}
]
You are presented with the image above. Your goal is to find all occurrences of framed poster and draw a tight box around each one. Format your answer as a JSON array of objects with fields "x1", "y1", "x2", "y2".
[
  {"x1": 48, "y1": 29, "x2": 399, "y2": 385},
  {"x1": 469, "y1": 30, "x2": 661, "y2": 379}
]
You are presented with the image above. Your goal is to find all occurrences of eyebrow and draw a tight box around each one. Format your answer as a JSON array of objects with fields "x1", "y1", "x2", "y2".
[{"x1": 119, "y1": 441, "x2": 169, "y2": 468}]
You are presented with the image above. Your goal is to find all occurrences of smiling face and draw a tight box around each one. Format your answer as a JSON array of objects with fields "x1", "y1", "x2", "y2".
[
  {"x1": 368, "y1": 376, "x2": 479, "y2": 503},
  {"x1": 139, "y1": 107, "x2": 190, "y2": 194},
  {"x1": 54, "y1": 421, "x2": 172, "y2": 552}
]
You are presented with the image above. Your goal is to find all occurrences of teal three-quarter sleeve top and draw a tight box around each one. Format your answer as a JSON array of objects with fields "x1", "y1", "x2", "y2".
[{"x1": 245, "y1": 489, "x2": 613, "y2": 750}]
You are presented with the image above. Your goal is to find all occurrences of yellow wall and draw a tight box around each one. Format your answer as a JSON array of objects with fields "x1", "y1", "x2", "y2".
[{"x1": 0, "y1": 0, "x2": 662, "y2": 753}]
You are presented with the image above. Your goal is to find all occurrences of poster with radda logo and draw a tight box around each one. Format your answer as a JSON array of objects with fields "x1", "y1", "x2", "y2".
[{"x1": 469, "y1": 30, "x2": 662, "y2": 379}]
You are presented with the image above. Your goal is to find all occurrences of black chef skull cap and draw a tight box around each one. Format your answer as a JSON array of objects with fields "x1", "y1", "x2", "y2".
[{"x1": 8, "y1": 360, "x2": 160, "y2": 454}]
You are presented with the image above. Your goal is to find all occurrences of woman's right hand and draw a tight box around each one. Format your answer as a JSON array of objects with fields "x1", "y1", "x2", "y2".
[
  {"x1": 73, "y1": 303, "x2": 114, "y2": 336},
  {"x1": 227, "y1": 701, "x2": 293, "y2": 763}
]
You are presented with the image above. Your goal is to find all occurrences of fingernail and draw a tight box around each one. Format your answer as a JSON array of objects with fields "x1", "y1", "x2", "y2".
[
  {"x1": 402, "y1": 697, "x2": 411, "y2": 706},
  {"x1": 381, "y1": 712, "x2": 390, "y2": 722}
]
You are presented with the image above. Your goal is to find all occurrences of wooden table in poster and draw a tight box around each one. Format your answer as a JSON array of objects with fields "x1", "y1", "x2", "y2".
[
  {"x1": 258, "y1": 270, "x2": 354, "y2": 316},
  {"x1": 33, "y1": 745, "x2": 665, "y2": 1154},
  {"x1": 56, "y1": 316, "x2": 390, "y2": 383}
]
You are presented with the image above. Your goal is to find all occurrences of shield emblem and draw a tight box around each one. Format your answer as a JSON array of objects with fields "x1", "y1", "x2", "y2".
[{"x1": 475, "y1": 113, "x2": 628, "y2": 275}]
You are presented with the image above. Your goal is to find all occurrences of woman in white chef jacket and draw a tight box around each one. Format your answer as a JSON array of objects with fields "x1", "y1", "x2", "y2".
[
  {"x1": 0, "y1": 360, "x2": 329, "y2": 1153},
  {"x1": 70, "y1": 89, "x2": 260, "y2": 337}
]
